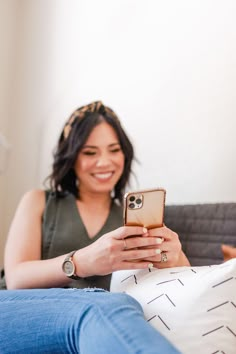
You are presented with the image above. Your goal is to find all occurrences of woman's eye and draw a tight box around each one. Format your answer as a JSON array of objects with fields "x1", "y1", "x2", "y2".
[
  {"x1": 110, "y1": 148, "x2": 121, "y2": 153},
  {"x1": 82, "y1": 151, "x2": 96, "y2": 156}
]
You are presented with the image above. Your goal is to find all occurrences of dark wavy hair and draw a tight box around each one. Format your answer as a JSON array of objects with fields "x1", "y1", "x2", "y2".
[{"x1": 47, "y1": 101, "x2": 134, "y2": 203}]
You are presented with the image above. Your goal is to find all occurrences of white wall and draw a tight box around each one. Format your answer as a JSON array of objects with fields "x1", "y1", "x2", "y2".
[
  {"x1": 0, "y1": 0, "x2": 18, "y2": 266},
  {"x1": 40, "y1": 0, "x2": 236, "y2": 205},
  {"x1": 1, "y1": 0, "x2": 236, "y2": 265}
]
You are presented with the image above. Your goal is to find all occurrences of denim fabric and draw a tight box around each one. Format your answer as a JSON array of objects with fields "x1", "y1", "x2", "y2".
[{"x1": 0, "y1": 288, "x2": 180, "y2": 354}]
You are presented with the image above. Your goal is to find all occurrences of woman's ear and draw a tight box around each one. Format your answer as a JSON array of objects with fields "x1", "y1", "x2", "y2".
[{"x1": 221, "y1": 244, "x2": 236, "y2": 261}]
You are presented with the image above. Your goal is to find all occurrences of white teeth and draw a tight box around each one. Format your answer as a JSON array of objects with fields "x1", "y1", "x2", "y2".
[{"x1": 93, "y1": 172, "x2": 113, "y2": 179}]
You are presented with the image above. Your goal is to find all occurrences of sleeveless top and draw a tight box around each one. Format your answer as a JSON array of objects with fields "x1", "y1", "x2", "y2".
[
  {"x1": 42, "y1": 191, "x2": 123, "y2": 290},
  {"x1": 0, "y1": 191, "x2": 123, "y2": 291}
]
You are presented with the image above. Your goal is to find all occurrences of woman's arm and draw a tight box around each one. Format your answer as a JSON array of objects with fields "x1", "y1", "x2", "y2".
[
  {"x1": 4, "y1": 190, "x2": 72, "y2": 289},
  {"x1": 5, "y1": 190, "x2": 167, "y2": 289}
]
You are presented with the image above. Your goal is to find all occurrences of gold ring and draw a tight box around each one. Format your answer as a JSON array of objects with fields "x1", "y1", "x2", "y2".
[
  {"x1": 161, "y1": 252, "x2": 168, "y2": 263},
  {"x1": 123, "y1": 239, "x2": 127, "y2": 250}
]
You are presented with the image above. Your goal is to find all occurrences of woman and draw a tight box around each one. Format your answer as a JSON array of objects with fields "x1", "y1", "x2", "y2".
[{"x1": 1, "y1": 101, "x2": 188, "y2": 352}]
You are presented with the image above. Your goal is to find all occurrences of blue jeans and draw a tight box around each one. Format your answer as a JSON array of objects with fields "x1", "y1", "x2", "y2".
[{"x1": 0, "y1": 288, "x2": 180, "y2": 354}]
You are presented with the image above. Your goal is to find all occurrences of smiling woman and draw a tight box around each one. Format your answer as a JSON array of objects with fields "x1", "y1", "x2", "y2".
[
  {"x1": 0, "y1": 100, "x2": 188, "y2": 352},
  {"x1": 3, "y1": 100, "x2": 189, "y2": 291},
  {"x1": 2, "y1": 101, "x2": 188, "y2": 290}
]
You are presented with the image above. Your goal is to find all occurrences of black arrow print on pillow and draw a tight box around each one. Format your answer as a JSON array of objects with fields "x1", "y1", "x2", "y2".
[
  {"x1": 120, "y1": 274, "x2": 137, "y2": 284},
  {"x1": 212, "y1": 276, "x2": 235, "y2": 288},
  {"x1": 203, "y1": 325, "x2": 236, "y2": 337},
  {"x1": 147, "y1": 293, "x2": 176, "y2": 307},
  {"x1": 207, "y1": 301, "x2": 236, "y2": 312},
  {"x1": 147, "y1": 314, "x2": 170, "y2": 330}
]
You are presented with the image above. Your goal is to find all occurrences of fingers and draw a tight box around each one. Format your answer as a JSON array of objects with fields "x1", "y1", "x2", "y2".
[
  {"x1": 120, "y1": 247, "x2": 162, "y2": 261},
  {"x1": 123, "y1": 236, "x2": 163, "y2": 250},
  {"x1": 108, "y1": 225, "x2": 178, "y2": 244},
  {"x1": 117, "y1": 261, "x2": 154, "y2": 271},
  {"x1": 148, "y1": 226, "x2": 178, "y2": 240},
  {"x1": 111, "y1": 226, "x2": 149, "y2": 240},
  {"x1": 151, "y1": 261, "x2": 171, "y2": 269},
  {"x1": 142, "y1": 252, "x2": 168, "y2": 264}
]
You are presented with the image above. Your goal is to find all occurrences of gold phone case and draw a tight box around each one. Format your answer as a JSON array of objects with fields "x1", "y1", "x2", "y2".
[{"x1": 123, "y1": 188, "x2": 166, "y2": 229}]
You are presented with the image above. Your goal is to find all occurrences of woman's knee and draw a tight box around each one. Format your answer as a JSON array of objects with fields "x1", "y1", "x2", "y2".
[
  {"x1": 66, "y1": 290, "x2": 144, "y2": 327},
  {"x1": 107, "y1": 292, "x2": 142, "y2": 311}
]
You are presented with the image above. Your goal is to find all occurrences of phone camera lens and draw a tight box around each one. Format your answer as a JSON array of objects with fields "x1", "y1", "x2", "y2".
[
  {"x1": 136, "y1": 198, "x2": 142, "y2": 204},
  {"x1": 129, "y1": 203, "x2": 135, "y2": 209},
  {"x1": 129, "y1": 196, "x2": 135, "y2": 202}
]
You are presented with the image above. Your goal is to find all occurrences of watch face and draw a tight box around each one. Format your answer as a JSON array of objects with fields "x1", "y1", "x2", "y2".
[{"x1": 62, "y1": 260, "x2": 75, "y2": 276}]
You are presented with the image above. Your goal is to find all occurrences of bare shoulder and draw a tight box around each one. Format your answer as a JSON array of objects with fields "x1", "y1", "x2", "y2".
[
  {"x1": 22, "y1": 189, "x2": 45, "y2": 201},
  {"x1": 18, "y1": 189, "x2": 46, "y2": 215}
]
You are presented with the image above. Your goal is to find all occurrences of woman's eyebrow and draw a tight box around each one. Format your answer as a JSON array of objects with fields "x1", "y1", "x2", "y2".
[
  {"x1": 82, "y1": 142, "x2": 121, "y2": 149},
  {"x1": 109, "y1": 143, "x2": 121, "y2": 147},
  {"x1": 82, "y1": 145, "x2": 98, "y2": 149}
]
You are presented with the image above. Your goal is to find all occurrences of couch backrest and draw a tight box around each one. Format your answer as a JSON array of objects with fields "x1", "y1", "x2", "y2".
[{"x1": 164, "y1": 203, "x2": 236, "y2": 266}]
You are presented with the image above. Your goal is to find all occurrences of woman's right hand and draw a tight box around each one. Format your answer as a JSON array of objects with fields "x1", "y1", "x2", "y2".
[{"x1": 73, "y1": 226, "x2": 162, "y2": 277}]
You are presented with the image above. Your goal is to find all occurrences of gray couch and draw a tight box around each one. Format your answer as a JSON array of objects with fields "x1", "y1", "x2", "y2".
[{"x1": 164, "y1": 203, "x2": 236, "y2": 266}]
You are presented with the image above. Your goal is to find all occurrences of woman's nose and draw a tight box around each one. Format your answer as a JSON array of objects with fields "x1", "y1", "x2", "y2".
[{"x1": 96, "y1": 153, "x2": 111, "y2": 167}]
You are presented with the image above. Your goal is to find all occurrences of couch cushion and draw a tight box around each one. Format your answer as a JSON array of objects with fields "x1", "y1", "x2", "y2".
[{"x1": 164, "y1": 203, "x2": 236, "y2": 266}]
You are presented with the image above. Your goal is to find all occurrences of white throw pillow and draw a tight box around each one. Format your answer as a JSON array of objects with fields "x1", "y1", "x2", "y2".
[{"x1": 111, "y1": 259, "x2": 236, "y2": 354}]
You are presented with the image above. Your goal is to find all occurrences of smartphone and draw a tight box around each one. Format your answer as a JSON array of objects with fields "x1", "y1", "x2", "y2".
[{"x1": 123, "y1": 188, "x2": 166, "y2": 229}]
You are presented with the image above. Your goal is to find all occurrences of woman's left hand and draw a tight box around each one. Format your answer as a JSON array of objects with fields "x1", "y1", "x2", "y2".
[{"x1": 139, "y1": 226, "x2": 190, "y2": 268}]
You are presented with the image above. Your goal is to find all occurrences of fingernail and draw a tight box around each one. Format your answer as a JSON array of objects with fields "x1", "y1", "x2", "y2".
[
  {"x1": 148, "y1": 263, "x2": 154, "y2": 269},
  {"x1": 143, "y1": 227, "x2": 148, "y2": 233},
  {"x1": 156, "y1": 238, "x2": 163, "y2": 244},
  {"x1": 155, "y1": 249, "x2": 161, "y2": 254}
]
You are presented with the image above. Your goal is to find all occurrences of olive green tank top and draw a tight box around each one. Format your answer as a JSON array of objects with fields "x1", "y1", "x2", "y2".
[
  {"x1": 42, "y1": 191, "x2": 123, "y2": 290},
  {"x1": 0, "y1": 191, "x2": 123, "y2": 291}
]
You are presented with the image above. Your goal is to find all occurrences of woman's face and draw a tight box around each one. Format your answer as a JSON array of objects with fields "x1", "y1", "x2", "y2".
[{"x1": 74, "y1": 121, "x2": 125, "y2": 196}]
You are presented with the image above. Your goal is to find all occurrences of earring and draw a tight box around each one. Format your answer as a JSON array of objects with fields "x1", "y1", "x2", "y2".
[{"x1": 110, "y1": 189, "x2": 115, "y2": 198}]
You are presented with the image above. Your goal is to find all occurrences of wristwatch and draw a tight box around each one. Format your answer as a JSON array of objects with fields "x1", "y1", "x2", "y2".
[{"x1": 62, "y1": 250, "x2": 81, "y2": 280}]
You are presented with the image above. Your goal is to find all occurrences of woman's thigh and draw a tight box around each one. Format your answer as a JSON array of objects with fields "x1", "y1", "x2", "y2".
[{"x1": 0, "y1": 288, "x2": 179, "y2": 354}]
